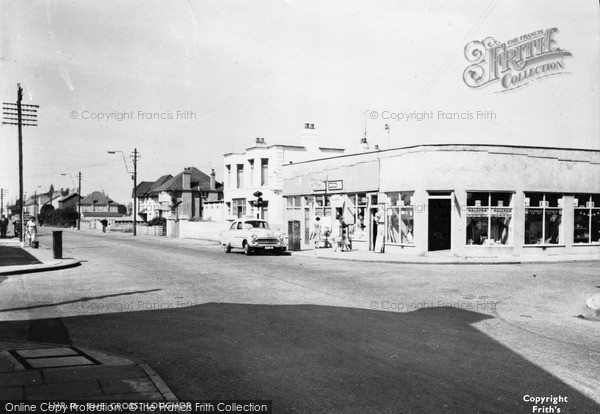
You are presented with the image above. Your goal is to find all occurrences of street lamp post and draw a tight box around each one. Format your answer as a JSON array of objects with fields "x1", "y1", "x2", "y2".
[
  {"x1": 108, "y1": 149, "x2": 139, "y2": 236},
  {"x1": 61, "y1": 172, "x2": 81, "y2": 230}
]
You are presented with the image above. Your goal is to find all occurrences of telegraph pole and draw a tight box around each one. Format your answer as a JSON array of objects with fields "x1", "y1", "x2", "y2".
[
  {"x1": 77, "y1": 172, "x2": 82, "y2": 230},
  {"x1": 108, "y1": 148, "x2": 139, "y2": 236},
  {"x1": 3, "y1": 84, "x2": 38, "y2": 246},
  {"x1": 132, "y1": 148, "x2": 138, "y2": 236}
]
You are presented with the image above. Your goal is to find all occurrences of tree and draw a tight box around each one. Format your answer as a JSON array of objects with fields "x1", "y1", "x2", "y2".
[
  {"x1": 38, "y1": 204, "x2": 55, "y2": 226},
  {"x1": 169, "y1": 193, "x2": 182, "y2": 220}
]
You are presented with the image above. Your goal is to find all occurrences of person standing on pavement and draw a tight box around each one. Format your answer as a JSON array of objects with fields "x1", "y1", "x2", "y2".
[
  {"x1": 26, "y1": 217, "x2": 37, "y2": 246},
  {"x1": 100, "y1": 218, "x2": 108, "y2": 233},
  {"x1": 0, "y1": 215, "x2": 7, "y2": 238}
]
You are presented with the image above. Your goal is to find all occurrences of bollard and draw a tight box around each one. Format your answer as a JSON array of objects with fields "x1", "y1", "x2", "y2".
[{"x1": 52, "y1": 231, "x2": 63, "y2": 259}]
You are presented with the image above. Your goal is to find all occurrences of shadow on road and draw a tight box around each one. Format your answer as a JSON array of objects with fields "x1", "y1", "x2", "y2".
[
  {"x1": 0, "y1": 246, "x2": 42, "y2": 267},
  {"x1": 0, "y1": 304, "x2": 597, "y2": 413}
]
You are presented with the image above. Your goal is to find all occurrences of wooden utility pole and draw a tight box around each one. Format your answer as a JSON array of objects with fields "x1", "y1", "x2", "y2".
[
  {"x1": 3, "y1": 84, "x2": 38, "y2": 245},
  {"x1": 132, "y1": 148, "x2": 138, "y2": 236},
  {"x1": 77, "y1": 171, "x2": 82, "y2": 230}
]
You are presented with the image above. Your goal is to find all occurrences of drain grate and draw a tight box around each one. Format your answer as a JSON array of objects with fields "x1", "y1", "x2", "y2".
[{"x1": 9, "y1": 347, "x2": 101, "y2": 369}]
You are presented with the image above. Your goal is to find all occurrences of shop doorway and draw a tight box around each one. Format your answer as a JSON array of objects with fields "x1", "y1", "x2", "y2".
[
  {"x1": 428, "y1": 199, "x2": 451, "y2": 251},
  {"x1": 288, "y1": 220, "x2": 301, "y2": 251}
]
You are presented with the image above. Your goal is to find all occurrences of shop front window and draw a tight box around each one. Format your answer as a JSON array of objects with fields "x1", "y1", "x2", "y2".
[
  {"x1": 314, "y1": 195, "x2": 331, "y2": 219},
  {"x1": 524, "y1": 193, "x2": 563, "y2": 245},
  {"x1": 386, "y1": 191, "x2": 414, "y2": 245},
  {"x1": 466, "y1": 192, "x2": 512, "y2": 245},
  {"x1": 344, "y1": 193, "x2": 367, "y2": 241},
  {"x1": 574, "y1": 194, "x2": 600, "y2": 244}
]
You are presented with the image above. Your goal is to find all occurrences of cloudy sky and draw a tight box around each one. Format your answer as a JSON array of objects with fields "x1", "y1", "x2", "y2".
[{"x1": 0, "y1": 0, "x2": 598, "y2": 206}]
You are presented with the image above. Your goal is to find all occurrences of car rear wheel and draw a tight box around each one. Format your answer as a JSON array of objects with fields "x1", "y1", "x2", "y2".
[
  {"x1": 244, "y1": 243, "x2": 252, "y2": 256},
  {"x1": 224, "y1": 243, "x2": 231, "y2": 253}
]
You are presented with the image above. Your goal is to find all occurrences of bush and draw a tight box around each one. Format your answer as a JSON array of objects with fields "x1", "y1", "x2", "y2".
[{"x1": 147, "y1": 216, "x2": 166, "y2": 227}]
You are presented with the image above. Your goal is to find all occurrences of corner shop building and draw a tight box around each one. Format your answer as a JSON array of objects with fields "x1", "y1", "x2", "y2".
[{"x1": 281, "y1": 144, "x2": 600, "y2": 258}]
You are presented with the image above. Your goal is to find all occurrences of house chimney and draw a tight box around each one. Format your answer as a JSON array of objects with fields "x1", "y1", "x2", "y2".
[
  {"x1": 255, "y1": 137, "x2": 267, "y2": 147},
  {"x1": 210, "y1": 169, "x2": 216, "y2": 190},
  {"x1": 182, "y1": 167, "x2": 191, "y2": 190},
  {"x1": 300, "y1": 122, "x2": 319, "y2": 152}
]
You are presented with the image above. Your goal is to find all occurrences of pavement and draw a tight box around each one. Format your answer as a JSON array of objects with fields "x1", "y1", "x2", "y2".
[
  {"x1": 0, "y1": 235, "x2": 79, "y2": 276},
  {"x1": 292, "y1": 244, "x2": 600, "y2": 265},
  {"x1": 0, "y1": 233, "x2": 178, "y2": 402},
  {"x1": 0, "y1": 340, "x2": 178, "y2": 401}
]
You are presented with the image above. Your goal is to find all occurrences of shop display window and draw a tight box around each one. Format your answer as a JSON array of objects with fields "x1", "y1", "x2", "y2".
[
  {"x1": 386, "y1": 191, "x2": 414, "y2": 245},
  {"x1": 466, "y1": 192, "x2": 512, "y2": 245},
  {"x1": 524, "y1": 192, "x2": 563, "y2": 245},
  {"x1": 573, "y1": 194, "x2": 600, "y2": 244},
  {"x1": 345, "y1": 193, "x2": 367, "y2": 241}
]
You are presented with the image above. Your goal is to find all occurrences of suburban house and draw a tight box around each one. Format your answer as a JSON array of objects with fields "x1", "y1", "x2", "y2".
[
  {"x1": 24, "y1": 192, "x2": 62, "y2": 218},
  {"x1": 223, "y1": 123, "x2": 345, "y2": 230},
  {"x1": 138, "y1": 167, "x2": 224, "y2": 221},
  {"x1": 80, "y1": 191, "x2": 126, "y2": 229},
  {"x1": 58, "y1": 192, "x2": 80, "y2": 211},
  {"x1": 133, "y1": 174, "x2": 173, "y2": 222}
]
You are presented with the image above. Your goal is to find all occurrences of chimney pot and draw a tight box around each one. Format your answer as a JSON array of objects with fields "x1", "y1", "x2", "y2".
[
  {"x1": 255, "y1": 137, "x2": 261, "y2": 143},
  {"x1": 304, "y1": 123, "x2": 309, "y2": 129}
]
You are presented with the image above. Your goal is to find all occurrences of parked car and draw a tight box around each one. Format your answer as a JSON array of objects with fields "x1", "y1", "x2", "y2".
[{"x1": 221, "y1": 219, "x2": 286, "y2": 255}]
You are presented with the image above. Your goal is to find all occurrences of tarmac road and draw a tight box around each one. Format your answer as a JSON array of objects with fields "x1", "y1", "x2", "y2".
[{"x1": 0, "y1": 227, "x2": 598, "y2": 413}]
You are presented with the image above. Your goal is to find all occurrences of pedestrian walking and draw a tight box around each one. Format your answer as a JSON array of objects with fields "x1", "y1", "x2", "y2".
[
  {"x1": 26, "y1": 217, "x2": 37, "y2": 246},
  {"x1": 100, "y1": 218, "x2": 108, "y2": 233},
  {"x1": 0, "y1": 215, "x2": 8, "y2": 238},
  {"x1": 309, "y1": 217, "x2": 323, "y2": 249}
]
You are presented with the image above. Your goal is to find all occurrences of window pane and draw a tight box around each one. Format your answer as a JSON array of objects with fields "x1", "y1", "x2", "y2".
[
  {"x1": 388, "y1": 192, "x2": 400, "y2": 206},
  {"x1": 592, "y1": 210, "x2": 600, "y2": 243},
  {"x1": 574, "y1": 194, "x2": 588, "y2": 208},
  {"x1": 525, "y1": 193, "x2": 543, "y2": 207},
  {"x1": 546, "y1": 193, "x2": 562, "y2": 208},
  {"x1": 467, "y1": 192, "x2": 489, "y2": 207},
  {"x1": 525, "y1": 208, "x2": 543, "y2": 244},
  {"x1": 401, "y1": 191, "x2": 415, "y2": 206},
  {"x1": 574, "y1": 209, "x2": 590, "y2": 244},
  {"x1": 352, "y1": 208, "x2": 367, "y2": 241},
  {"x1": 544, "y1": 210, "x2": 562, "y2": 244},
  {"x1": 467, "y1": 216, "x2": 488, "y2": 245},
  {"x1": 400, "y1": 207, "x2": 414, "y2": 244},
  {"x1": 490, "y1": 216, "x2": 511, "y2": 245},
  {"x1": 387, "y1": 208, "x2": 400, "y2": 243},
  {"x1": 491, "y1": 193, "x2": 511, "y2": 207}
]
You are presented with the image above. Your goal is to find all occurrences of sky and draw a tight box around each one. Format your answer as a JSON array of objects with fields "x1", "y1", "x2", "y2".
[{"x1": 0, "y1": 0, "x2": 598, "y2": 207}]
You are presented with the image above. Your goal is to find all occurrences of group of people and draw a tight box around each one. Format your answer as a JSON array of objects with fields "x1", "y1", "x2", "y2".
[
  {"x1": 309, "y1": 214, "x2": 353, "y2": 252},
  {"x1": 0, "y1": 215, "x2": 39, "y2": 246}
]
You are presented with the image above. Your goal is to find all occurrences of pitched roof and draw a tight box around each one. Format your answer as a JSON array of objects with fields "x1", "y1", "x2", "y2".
[
  {"x1": 134, "y1": 174, "x2": 174, "y2": 197},
  {"x1": 80, "y1": 191, "x2": 119, "y2": 206},
  {"x1": 153, "y1": 167, "x2": 223, "y2": 193},
  {"x1": 58, "y1": 193, "x2": 79, "y2": 202}
]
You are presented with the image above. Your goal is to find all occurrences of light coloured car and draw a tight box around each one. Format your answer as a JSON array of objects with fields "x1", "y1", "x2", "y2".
[{"x1": 221, "y1": 219, "x2": 287, "y2": 255}]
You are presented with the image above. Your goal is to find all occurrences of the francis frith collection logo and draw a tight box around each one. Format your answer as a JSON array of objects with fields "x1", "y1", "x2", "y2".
[{"x1": 463, "y1": 28, "x2": 572, "y2": 92}]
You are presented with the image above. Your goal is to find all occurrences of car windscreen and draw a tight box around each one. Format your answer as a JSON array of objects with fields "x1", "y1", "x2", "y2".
[{"x1": 245, "y1": 221, "x2": 270, "y2": 229}]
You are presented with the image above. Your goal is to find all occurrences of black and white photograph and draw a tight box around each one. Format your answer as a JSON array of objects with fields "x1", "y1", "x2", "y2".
[{"x1": 0, "y1": 0, "x2": 599, "y2": 412}]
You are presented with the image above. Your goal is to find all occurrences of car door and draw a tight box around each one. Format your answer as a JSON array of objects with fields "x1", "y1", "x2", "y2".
[{"x1": 233, "y1": 221, "x2": 245, "y2": 248}]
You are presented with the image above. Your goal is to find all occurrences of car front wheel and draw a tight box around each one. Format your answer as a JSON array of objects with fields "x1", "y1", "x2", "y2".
[{"x1": 244, "y1": 243, "x2": 253, "y2": 256}]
